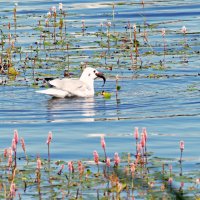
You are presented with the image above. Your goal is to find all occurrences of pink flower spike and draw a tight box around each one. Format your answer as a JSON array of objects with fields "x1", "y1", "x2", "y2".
[
  {"x1": 10, "y1": 183, "x2": 16, "y2": 198},
  {"x1": 57, "y1": 164, "x2": 65, "y2": 175},
  {"x1": 142, "y1": 127, "x2": 147, "y2": 142},
  {"x1": 161, "y1": 28, "x2": 166, "y2": 37},
  {"x1": 168, "y1": 177, "x2": 173, "y2": 185},
  {"x1": 59, "y1": 3, "x2": 63, "y2": 10},
  {"x1": 8, "y1": 147, "x2": 13, "y2": 157},
  {"x1": 130, "y1": 163, "x2": 136, "y2": 173},
  {"x1": 78, "y1": 161, "x2": 84, "y2": 173},
  {"x1": 37, "y1": 157, "x2": 42, "y2": 169},
  {"x1": 51, "y1": 6, "x2": 56, "y2": 13},
  {"x1": 46, "y1": 131, "x2": 52, "y2": 145},
  {"x1": 106, "y1": 157, "x2": 111, "y2": 167},
  {"x1": 140, "y1": 133, "x2": 146, "y2": 148},
  {"x1": 47, "y1": 11, "x2": 51, "y2": 18},
  {"x1": 68, "y1": 161, "x2": 74, "y2": 173},
  {"x1": 180, "y1": 182, "x2": 184, "y2": 188},
  {"x1": 12, "y1": 138, "x2": 16, "y2": 152},
  {"x1": 61, "y1": 164, "x2": 65, "y2": 170},
  {"x1": 101, "y1": 135, "x2": 106, "y2": 150},
  {"x1": 114, "y1": 152, "x2": 120, "y2": 166},
  {"x1": 180, "y1": 140, "x2": 184, "y2": 151},
  {"x1": 134, "y1": 127, "x2": 139, "y2": 140},
  {"x1": 93, "y1": 150, "x2": 99, "y2": 165},
  {"x1": 14, "y1": 130, "x2": 19, "y2": 145},
  {"x1": 8, "y1": 155, "x2": 12, "y2": 168},
  {"x1": 137, "y1": 143, "x2": 142, "y2": 153},
  {"x1": 196, "y1": 178, "x2": 200, "y2": 185},
  {"x1": 181, "y1": 26, "x2": 187, "y2": 34},
  {"x1": 4, "y1": 148, "x2": 8, "y2": 158},
  {"x1": 20, "y1": 138, "x2": 26, "y2": 153}
]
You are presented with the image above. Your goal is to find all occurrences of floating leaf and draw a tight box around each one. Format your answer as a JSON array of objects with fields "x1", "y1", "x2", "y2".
[
  {"x1": 8, "y1": 67, "x2": 19, "y2": 76},
  {"x1": 103, "y1": 92, "x2": 112, "y2": 99}
]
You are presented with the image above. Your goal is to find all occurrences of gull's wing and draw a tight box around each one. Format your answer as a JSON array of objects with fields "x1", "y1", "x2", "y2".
[{"x1": 49, "y1": 78, "x2": 92, "y2": 97}]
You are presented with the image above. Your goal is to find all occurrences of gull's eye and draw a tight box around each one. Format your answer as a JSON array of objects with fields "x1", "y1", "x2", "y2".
[
  {"x1": 93, "y1": 70, "x2": 96, "y2": 73},
  {"x1": 88, "y1": 73, "x2": 90, "y2": 76}
]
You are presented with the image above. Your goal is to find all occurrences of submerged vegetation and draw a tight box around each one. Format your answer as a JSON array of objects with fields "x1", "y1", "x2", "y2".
[
  {"x1": 1, "y1": 128, "x2": 200, "y2": 199},
  {"x1": 0, "y1": 1, "x2": 199, "y2": 88}
]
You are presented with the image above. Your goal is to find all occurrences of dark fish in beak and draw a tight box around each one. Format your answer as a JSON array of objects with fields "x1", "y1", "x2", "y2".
[{"x1": 95, "y1": 72, "x2": 106, "y2": 86}]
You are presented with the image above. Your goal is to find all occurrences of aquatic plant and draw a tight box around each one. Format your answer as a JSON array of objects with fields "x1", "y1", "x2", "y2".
[
  {"x1": 46, "y1": 131, "x2": 53, "y2": 162},
  {"x1": 0, "y1": 128, "x2": 199, "y2": 199},
  {"x1": 101, "y1": 135, "x2": 107, "y2": 160},
  {"x1": 179, "y1": 140, "x2": 184, "y2": 163},
  {"x1": 161, "y1": 28, "x2": 166, "y2": 66},
  {"x1": 0, "y1": 0, "x2": 198, "y2": 87}
]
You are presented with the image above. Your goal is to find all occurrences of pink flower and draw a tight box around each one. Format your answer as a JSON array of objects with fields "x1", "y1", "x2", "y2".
[
  {"x1": 93, "y1": 150, "x2": 99, "y2": 165},
  {"x1": 8, "y1": 155, "x2": 12, "y2": 168},
  {"x1": 59, "y1": 3, "x2": 63, "y2": 10},
  {"x1": 20, "y1": 138, "x2": 26, "y2": 153},
  {"x1": 161, "y1": 28, "x2": 166, "y2": 37},
  {"x1": 148, "y1": 181, "x2": 155, "y2": 188},
  {"x1": 116, "y1": 74, "x2": 119, "y2": 81},
  {"x1": 10, "y1": 183, "x2": 16, "y2": 198},
  {"x1": 168, "y1": 177, "x2": 173, "y2": 185},
  {"x1": 4, "y1": 148, "x2": 8, "y2": 158},
  {"x1": 8, "y1": 147, "x2": 12, "y2": 157},
  {"x1": 14, "y1": 130, "x2": 19, "y2": 145},
  {"x1": 133, "y1": 24, "x2": 137, "y2": 31},
  {"x1": 140, "y1": 133, "x2": 146, "y2": 148},
  {"x1": 57, "y1": 164, "x2": 65, "y2": 175},
  {"x1": 68, "y1": 161, "x2": 74, "y2": 173},
  {"x1": 46, "y1": 131, "x2": 52, "y2": 145},
  {"x1": 11, "y1": 139, "x2": 16, "y2": 152},
  {"x1": 130, "y1": 163, "x2": 136, "y2": 174},
  {"x1": 181, "y1": 26, "x2": 187, "y2": 34},
  {"x1": 51, "y1": 6, "x2": 56, "y2": 13},
  {"x1": 196, "y1": 178, "x2": 200, "y2": 185},
  {"x1": 78, "y1": 161, "x2": 84, "y2": 174},
  {"x1": 142, "y1": 127, "x2": 147, "y2": 142},
  {"x1": 106, "y1": 21, "x2": 111, "y2": 27},
  {"x1": 37, "y1": 157, "x2": 42, "y2": 169},
  {"x1": 106, "y1": 157, "x2": 111, "y2": 167},
  {"x1": 101, "y1": 135, "x2": 106, "y2": 150},
  {"x1": 180, "y1": 182, "x2": 184, "y2": 188},
  {"x1": 114, "y1": 152, "x2": 120, "y2": 166},
  {"x1": 137, "y1": 143, "x2": 142, "y2": 153},
  {"x1": 180, "y1": 140, "x2": 184, "y2": 151},
  {"x1": 47, "y1": 11, "x2": 51, "y2": 18},
  {"x1": 61, "y1": 164, "x2": 64, "y2": 170},
  {"x1": 134, "y1": 127, "x2": 139, "y2": 140}
]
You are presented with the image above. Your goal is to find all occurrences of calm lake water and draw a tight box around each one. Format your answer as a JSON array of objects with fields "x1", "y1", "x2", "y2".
[{"x1": 0, "y1": 0, "x2": 200, "y2": 173}]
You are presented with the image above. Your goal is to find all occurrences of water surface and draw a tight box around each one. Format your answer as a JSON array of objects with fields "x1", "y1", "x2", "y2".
[{"x1": 0, "y1": 0, "x2": 200, "y2": 171}]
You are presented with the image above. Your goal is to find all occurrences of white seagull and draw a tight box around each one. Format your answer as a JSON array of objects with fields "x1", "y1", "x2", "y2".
[{"x1": 36, "y1": 67, "x2": 106, "y2": 98}]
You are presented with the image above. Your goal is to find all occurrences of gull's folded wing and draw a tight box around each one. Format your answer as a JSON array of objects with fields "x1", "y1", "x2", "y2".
[{"x1": 49, "y1": 78, "x2": 91, "y2": 97}]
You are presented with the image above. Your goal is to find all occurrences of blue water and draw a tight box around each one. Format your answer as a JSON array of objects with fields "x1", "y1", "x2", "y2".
[{"x1": 0, "y1": 0, "x2": 200, "y2": 171}]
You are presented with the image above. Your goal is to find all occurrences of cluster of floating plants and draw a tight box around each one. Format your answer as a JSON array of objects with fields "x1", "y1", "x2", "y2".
[
  {"x1": 0, "y1": 1, "x2": 199, "y2": 87},
  {"x1": 0, "y1": 128, "x2": 200, "y2": 199}
]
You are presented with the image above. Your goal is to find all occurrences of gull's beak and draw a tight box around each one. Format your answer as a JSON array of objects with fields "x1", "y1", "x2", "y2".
[{"x1": 95, "y1": 72, "x2": 106, "y2": 86}]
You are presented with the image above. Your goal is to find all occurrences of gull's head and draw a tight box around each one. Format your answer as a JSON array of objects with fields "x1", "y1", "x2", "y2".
[{"x1": 80, "y1": 67, "x2": 106, "y2": 86}]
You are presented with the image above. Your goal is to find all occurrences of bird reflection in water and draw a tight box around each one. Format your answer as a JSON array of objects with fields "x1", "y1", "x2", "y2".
[{"x1": 46, "y1": 97, "x2": 96, "y2": 123}]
